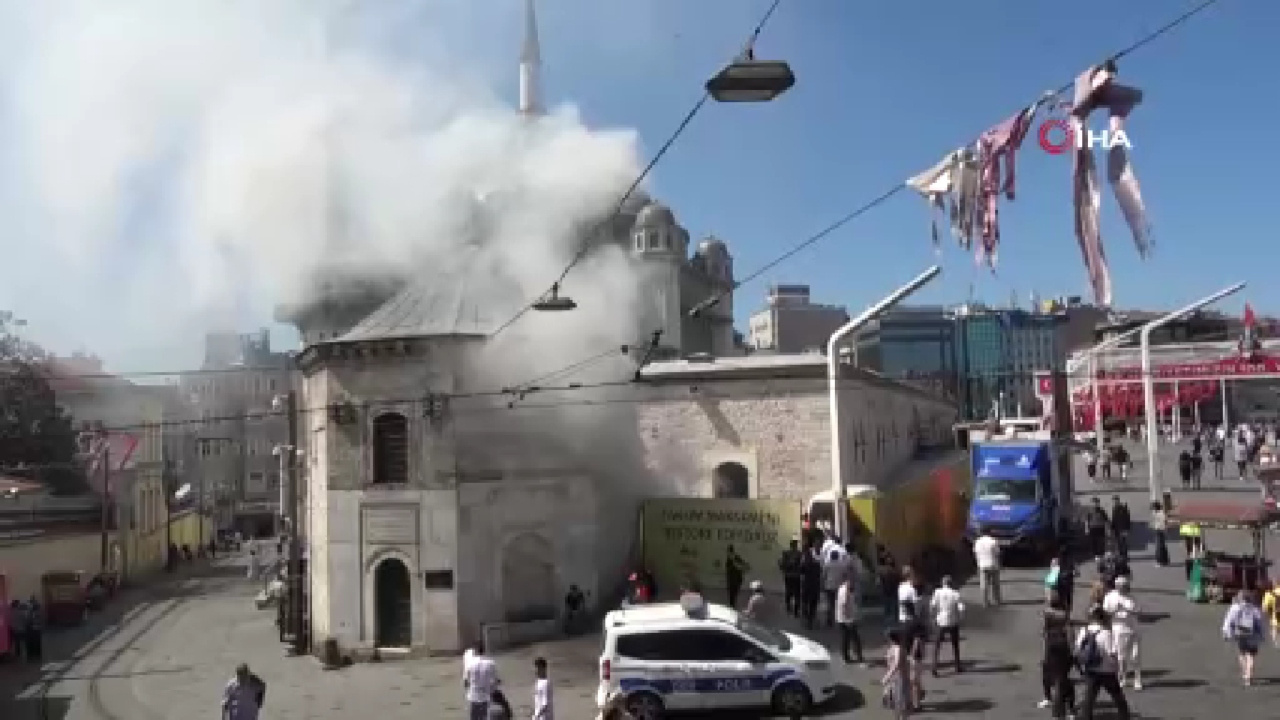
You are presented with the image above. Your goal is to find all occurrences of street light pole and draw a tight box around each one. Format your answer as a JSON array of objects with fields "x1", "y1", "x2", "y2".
[
  {"x1": 828, "y1": 265, "x2": 941, "y2": 540},
  {"x1": 99, "y1": 440, "x2": 110, "y2": 571},
  {"x1": 1141, "y1": 283, "x2": 1246, "y2": 502}
]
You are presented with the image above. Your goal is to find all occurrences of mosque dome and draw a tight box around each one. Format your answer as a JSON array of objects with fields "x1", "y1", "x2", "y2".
[{"x1": 633, "y1": 201, "x2": 678, "y2": 230}]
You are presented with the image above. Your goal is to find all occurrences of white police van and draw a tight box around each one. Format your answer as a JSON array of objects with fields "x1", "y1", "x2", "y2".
[{"x1": 596, "y1": 599, "x2": 837, "y2": 719}]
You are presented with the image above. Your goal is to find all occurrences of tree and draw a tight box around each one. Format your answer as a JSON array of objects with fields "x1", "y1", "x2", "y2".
[{"x1": 0, "y1": 311, "x2": 85, "y2": 494}]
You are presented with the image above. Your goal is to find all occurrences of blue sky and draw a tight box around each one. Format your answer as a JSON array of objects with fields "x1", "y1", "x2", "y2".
[
  {"x1": 521, "y1": 0, "x2": 1269, "y2": 323},
  {"x1": 2, "y1": 0, "x2": 1271, "y2": 373}
]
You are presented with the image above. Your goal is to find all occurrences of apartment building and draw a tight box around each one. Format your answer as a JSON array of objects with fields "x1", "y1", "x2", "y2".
[{"x1": 179, "y1": 329, "x2": 292, "y2": 536}]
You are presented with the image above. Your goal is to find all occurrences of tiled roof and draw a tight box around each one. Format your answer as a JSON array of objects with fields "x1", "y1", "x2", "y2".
[{"x1": 332, "y1": 247, "x2": 498, "y2": 343}]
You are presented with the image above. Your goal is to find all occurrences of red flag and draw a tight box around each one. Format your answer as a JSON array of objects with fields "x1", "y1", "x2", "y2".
[{"x1": 1244, "y1": 303, "x2": 1256, "y2": 328}]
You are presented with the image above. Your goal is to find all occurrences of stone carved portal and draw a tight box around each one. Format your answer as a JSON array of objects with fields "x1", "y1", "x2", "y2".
[
  {"x1": 712, "y1": 461, "x2": 750, "y2": 498},
  {"x1": 501, "y1": 533, "x2": 556, "y2": 623},
  {"x1": 373, "y1": 557, "x2": 412, "y2": 648}
]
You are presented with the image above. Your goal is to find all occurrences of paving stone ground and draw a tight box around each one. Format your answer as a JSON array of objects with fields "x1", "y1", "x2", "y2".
[{"x1": 5, "y1": 438, "x2": 1279, "y2": 719}]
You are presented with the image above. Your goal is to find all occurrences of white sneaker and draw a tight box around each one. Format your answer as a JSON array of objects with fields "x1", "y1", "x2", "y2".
[
  {"x1": 1133, "y1": 678, "x2": 1143, "y2": 691},
  {"x1": 1037, "y1": 699, "x2": 1051, "y2": 709}
]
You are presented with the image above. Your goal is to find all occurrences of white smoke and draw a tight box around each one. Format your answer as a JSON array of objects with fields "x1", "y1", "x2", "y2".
[{"x1": 0, "y1": 0, "x2": 649, "y2": 380}]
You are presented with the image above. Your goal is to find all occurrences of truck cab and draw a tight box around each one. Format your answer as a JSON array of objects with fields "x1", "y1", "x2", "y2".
[{"x1": 962, "y1": 421, "x2": 1076, "y2": 561}]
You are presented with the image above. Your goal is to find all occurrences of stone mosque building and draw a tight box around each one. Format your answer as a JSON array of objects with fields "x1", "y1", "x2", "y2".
[{"x1": 276, "y1": 0, "x2": 739, "y2": 655}]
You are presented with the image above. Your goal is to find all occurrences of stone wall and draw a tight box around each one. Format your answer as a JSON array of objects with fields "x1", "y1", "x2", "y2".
[{"x1": 637, "y1": 372, "x2": 957, "y2": 502}]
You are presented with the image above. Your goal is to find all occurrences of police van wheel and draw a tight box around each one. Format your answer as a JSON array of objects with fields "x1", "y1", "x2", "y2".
[
  {"x1": 771, "y1": 682, "x2": 812, "y2": 716},
  {"x1": 625, "y1": 691, "x2": 665, "y2": 720}
]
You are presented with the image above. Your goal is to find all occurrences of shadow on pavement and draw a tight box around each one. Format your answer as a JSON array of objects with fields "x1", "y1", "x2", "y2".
[
  {"x1": 0, "y1": 563, "x2": 236, "y2": 720},
  {"x1": 683, "y1": 683, "x2": 864, "y2": 719},
  {"x1": 1145, "y1": 677, "x2": 1207, "y2": 689},
  {"x1": 926, "y1": 697, "x2": 995, "y2": 713},
  {"x1": 958, "y1": 661, "x2": 1021, "y2": 675}
]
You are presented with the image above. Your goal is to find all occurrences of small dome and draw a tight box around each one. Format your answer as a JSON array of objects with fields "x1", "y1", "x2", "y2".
[
  {"x1": 697, "y1": 236, "x2": 729, "y2": 257},
  {"x1": 633, "y1": 201, "x2": 677, "y2": 230}
]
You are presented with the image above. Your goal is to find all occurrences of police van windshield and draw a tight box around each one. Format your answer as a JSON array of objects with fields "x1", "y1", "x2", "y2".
[{"x1": 736, "y1": 614, "x2": 791, "y2": 652}]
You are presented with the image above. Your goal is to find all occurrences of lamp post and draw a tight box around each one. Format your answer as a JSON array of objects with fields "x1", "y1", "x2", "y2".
[
  {"x1": 272, "y1": 391, "x2": 304, "y2": 655},
  {"x1": 827, "y1": 265, "x2": 942, "y2": 540},
  {"x1": 1068, "y1": 325, "x2": 1146, "y2": 461},
  {"x1": 1141, "y1": 283, "x2": 1246, "y2": 502}
]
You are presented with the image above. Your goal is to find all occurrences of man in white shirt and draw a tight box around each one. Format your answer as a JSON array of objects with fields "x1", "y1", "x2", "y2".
[
  {"x1": 821, "y1": 547, "x2": 850, "y2": 626},
  {"x1": 972, "y1": 528, "x2": 1002, "y2": 607},
  {"x1": 834, "y1": 576, "x2": 865, "y2": 665},
  {"x1": 1075, "y1": 606, "x2": 1132, "y2": 719},
  {"x1": 531, "y1": 656, "x2": 553, "y2": 720},
  {"x1": 929, "y1": 575, "x2": 964, "y2": 674},
  {"x1": 897, "y1": 566, "x2": 920, "y2": 623},
  {"x1": 463, "y1": 642, "x2": 499, "y2": 720},
  {"x1": 1102, "y1": 576, "x2": 1143, "y2": 690}
]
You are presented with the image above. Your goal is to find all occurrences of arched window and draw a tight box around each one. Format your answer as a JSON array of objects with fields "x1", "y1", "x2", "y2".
[
  {"x1": 712, "y1": 462, "x2": 750, "y2": 498},
  {"x1": 372, "y1": 412, "x2": 409, "y2": 485}
]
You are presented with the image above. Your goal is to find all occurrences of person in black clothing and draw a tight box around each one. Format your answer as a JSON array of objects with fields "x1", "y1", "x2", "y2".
[
  {"x1": 1210, "y1": 442, "x2": 1225, "y2": 479},
  {"x1": 1109, "y1": 496, "x2": 1131, "y2": 560},
  {"x1": 1178, "y1": 450, "x2": 1193, "y2": 490},
  {"x1": 899, "y1": 600, "x2": 928, "y2": 710},
  {"x1": 1086, "y1": 499, "x2": 1109, "y2": 560},
  {"x1": 1192, "y1": 434, "x2": 1202, "y2": 456},
  {"x1": 777, "y1": 539, "x2": 803, "y2": 617},
  {"x1": 1190, "y1": 449, "x2": 1204, "y2": 489},
  {"x1": 22, "y1": 596, "x2": 43, "y2": 661},
  {"x1": 799, "y1": 549, "x2": 822, "y2": 630},
  {"x1": 1041, "y1": 591, "x2": 1077, "y2": 719},
  {"x1": 1050, "y1": 551, "x2": 1076, "y2": 615},
  {"x1": 724, "y1": 545, "x2": 749, "y2": 609},
  {"x1": 876, "y1": 544, "x2": 899, "y2": 622}
]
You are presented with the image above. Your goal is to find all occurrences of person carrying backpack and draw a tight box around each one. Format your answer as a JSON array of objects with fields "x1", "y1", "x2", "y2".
[
  {"x1": 222, "y1": 664, "x2": 266, "y2": 720},
  {"x1": 1074, "y1": 605, "x2": 1131, "y2": 719},
  {"x1": 1222, "y1": 590, "x2": 1265, "y2": 686}
]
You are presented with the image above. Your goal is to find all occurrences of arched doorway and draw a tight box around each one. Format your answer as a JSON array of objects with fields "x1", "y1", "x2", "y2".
[
  {"x1": 501, "y1": 533, "x2": 556, "y2": 622},
  {"x1": 712, "y1": 462, "x2": 750, "y2": 498},
  {"x1": 373, "y1": 557, "x2": 412, "y2": 648}
]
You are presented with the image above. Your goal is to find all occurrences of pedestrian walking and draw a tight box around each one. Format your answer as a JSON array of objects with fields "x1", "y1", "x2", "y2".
[
  {"x1": 876, "y1": 544, "x2": 899, "y2": 622},
  {"x1": 972, "y1": 528, "x2": 1001, "y2": 606},
  {"x1": 21, "y1": 596, "x2": 42, "y2": 662},
  {"x1": 1262, "y1": 579, "x2": 1280, "y2": 647},
  {"x1": 929, "y1": 576, "x2": 964, "y2": 675},
  {"x1": 1211, "y1": 443, "x2": 1225, "y2": 479},
  {"x1": 1151, "y1": 502, "x2": 1170, "y2": 566},
  {"x1": 898, "y1": 601, "x2": 927, "y2": 711},
  {"x1": 724, "y1": 545, "x2": 749, "y2": 609},
  {"x1": 800, "y1": 548, "x2": 822, "y2": 630},
  {"x1": 777, "y1": 539, "x2": 803, "y2": 618},
  {"x1": 1103, "y1": 577, "x2": 1143, "y2": 690},
  {"x1": 1038, "y1": 590, "x2": 1077, "y2": 718},
  {"x1": 1109, "y1": 496, "x2": 1131, "y2": 560},
  {"x1": 1222, "y1": 590, "x2": 1265, "y2": 686},
  {"x1": 1085, "y1": 498, "x2": 1109, "y2": 560},
  {"x1": 881, "y1": 628, "x2": 914, "y2": 719},
  {"x1": 834, "y1": 576, "x2": 865, "y2": 666},
  {"x1": 463, "y1": 641, "x2": 499, "y2": 720},
  {"x1": 1075, "y1": 605, "x2": 1132, "y2": 719},
  {"x1": 221, "y1": 663, "x2": 266, "y2": 720},
  {"x1": 531, "y1": 656, "x2": 553, "y2": 720},
  {"x1": 897, "y1": 566, "x2": 920, "y2": 623},
  {"x1": 821, "y1": 547, "x2": 849, "y2": 626},
  {"x1": 1191, "y1": 450, "x2": 1204, "y2": 489},
  {"x1": 1178, "y1": 450, "x2": 1193, "y2": 490},
  {"x1": 1084, "y1": 448, "x2": 1097, "y2": 480}
]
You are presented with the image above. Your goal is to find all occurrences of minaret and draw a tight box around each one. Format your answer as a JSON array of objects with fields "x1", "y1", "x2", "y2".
[{"x1": 518, "y1": 0, "x2": 542, "y2": 116}]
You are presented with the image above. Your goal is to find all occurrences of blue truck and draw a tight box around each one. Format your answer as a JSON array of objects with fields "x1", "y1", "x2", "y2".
[{"x1": 963, "y1": 426, "x2": 1079, "y2": 562}]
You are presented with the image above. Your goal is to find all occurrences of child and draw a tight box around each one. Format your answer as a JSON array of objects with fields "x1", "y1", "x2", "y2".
[{"x1": 882, "y1": 628, "x2": 914, "y2": 718}]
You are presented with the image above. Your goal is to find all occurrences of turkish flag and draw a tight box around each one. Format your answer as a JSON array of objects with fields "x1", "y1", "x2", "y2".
[{"x1": 1244, "y1": 303, "x2": 1256, "y2": 328}]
